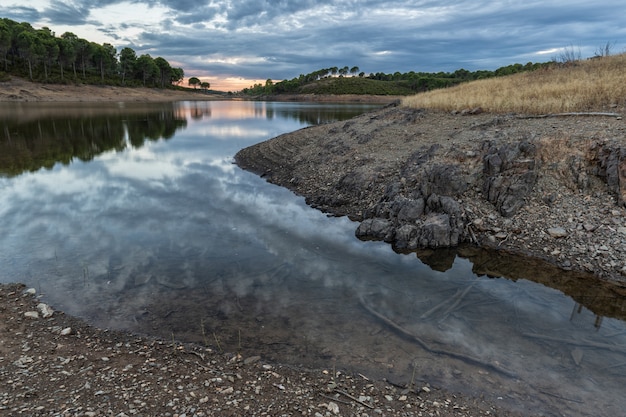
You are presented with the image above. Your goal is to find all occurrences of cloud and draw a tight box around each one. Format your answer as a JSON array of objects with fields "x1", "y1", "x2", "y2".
[
  {"x1": 41, "y1": 1, "x2": 91, "y2": 25},
  {"x1": 4, "y1": 0, "x2": 626, "y2": 87}
]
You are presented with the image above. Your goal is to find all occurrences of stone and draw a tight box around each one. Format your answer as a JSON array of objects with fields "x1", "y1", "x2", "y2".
[
  {"x1": 37, "y1": 303, "x2": 54, "y2": 318},
  {"x1": 547, "y1": 227, "x2": 567, "y2": 238},
  {"x1": 327, "y1": 401, "x2": 340, "y2": 414},
  {"x1": 24, "y1": 311, "x2": 39, "y2": 319},
  {"x1": 355, "y1": 218, "x2": 394, "y2": 242}
]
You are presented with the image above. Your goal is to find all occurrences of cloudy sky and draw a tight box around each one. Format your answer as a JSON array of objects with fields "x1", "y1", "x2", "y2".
[{"x1": 2, "y1": 0, "x2": 625, "y2": 91}]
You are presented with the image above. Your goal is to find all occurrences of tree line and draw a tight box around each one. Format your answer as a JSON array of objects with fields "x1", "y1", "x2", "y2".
[
  {"x1": 242, "y1": 61, "x2": 552, "y2": 96},
  {"x1": 0, "y1": 18, "x2": 184, "y2": 87}
]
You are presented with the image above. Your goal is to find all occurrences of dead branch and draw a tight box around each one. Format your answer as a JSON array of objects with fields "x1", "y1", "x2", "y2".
[
  {"x1": 360, "y1": 296, "x2": 517, "y2": 379},
  {"x1": 518, "y1": 112, "x2": 621, "y2": 119}
]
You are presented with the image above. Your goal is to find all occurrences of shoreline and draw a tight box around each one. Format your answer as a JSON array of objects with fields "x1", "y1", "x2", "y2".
[
  {"x1": 0, "y1": 76, "x2": 401, "y2": 104},
  {"x1": 0, "y1": 76, "x2": 221, "y2": 102},
  {"x1": 235, "y1": 104, "x2": 626, "y2": 289}
]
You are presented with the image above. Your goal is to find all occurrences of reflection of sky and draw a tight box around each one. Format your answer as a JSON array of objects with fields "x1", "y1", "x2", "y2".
[{"x1": 1, "y1": 101, "x2": 625, "y2": 416}]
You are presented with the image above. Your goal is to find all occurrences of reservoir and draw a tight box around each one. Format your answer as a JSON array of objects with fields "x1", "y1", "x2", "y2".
[{"x1": 1, "y1": 100, "x2": 625, "y2": 417}]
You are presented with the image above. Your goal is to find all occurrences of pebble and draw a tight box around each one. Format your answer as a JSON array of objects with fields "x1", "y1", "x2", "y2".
[
  {"x1": 327, "y1": 401, "x2": 340, "y2": 414},
  {"x1": 547, "y1": 227, "x2": 567, "y2": 238},
  {"x1": 37, "y1": 303, "x2": 54, "y2": 318},
  {"x1": 24, "y1": 311, "x2": 39, "y2": 319}
]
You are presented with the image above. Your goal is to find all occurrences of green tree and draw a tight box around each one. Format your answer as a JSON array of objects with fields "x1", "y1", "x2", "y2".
[
  {"x1": 91, "y1": 42, "x2": 117, "y2": 81},
  {"x1": 200, "y1": 81, "x2": 210, "y2": 93},
  {"x1": 153, "y1": 56, "x2": 172, "y2": 88},
  {"x1": 59, "y1": 32, "x2": 80, "y2": 78},
  {"x1": 119, "y1": 47, "x2": 136, "y2": 85},
  {"x1": 350, "y1": 66, "x2": 359, "y2": 76},
  {"x1": 135, "y1": 54, "x2": 158, "y2": 86},
  {"x1": 74, "y1": 38, "x2": 93, "y2": 78},
  {"x1": 17, "y1": 30, "x2": 43, "y2": 80},
  {"x1": 56, "y1": 35, "x2": 76, "y2": 80},
  {"x1": 170, "y1": 67, "x2": 184, "y2": 85},
  {"x1": 37, "y1": 27, "x2": 59, "y2": 81},
  {"x1": 188, "y1": 76, "x2": 200, "y2": 89},
  {"x1": 0, "y1": 20, "x2": 11, "y2": 71}
]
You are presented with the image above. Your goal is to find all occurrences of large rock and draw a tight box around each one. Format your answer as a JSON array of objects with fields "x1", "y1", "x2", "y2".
[
  {"x1": 482, "y1": 141, "x2": 537, "y2": 217},
  {"x1": 595, "y1": 144, "x2": 626, "y2": 207}
]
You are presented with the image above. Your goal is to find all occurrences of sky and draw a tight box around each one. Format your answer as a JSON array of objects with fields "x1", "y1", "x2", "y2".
[{"x1": 1, "y1": 0, "x2": 625, "y2": 91}]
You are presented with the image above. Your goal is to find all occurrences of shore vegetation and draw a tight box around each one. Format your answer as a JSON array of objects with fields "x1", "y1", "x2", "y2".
[
  {"x1": 242, "y1": 62, "x2": 552, "y2": 97},
  {"x1": 402, "y1": 52, "x2": 626, "y2": 114}
]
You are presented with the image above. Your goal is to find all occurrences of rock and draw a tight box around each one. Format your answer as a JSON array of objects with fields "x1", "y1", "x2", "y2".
[
  {"x1": 37, "y1": 303, "x2": 54, "y2": 318},
  {"x1": 327, "y1": 401, "x2": 340, "y2": 414},
  {"x1": 24, "y1": 311, "x2": 39, "y2": 319},
  {"x1": 60, "y1": 327, "x2": 73, "y2": 336},
  {"x1": 547, "y1": 227, "x2": 568, "y2": 238},
  {"x1": 244, "y1": 356, "x2": 261, "y2": 365},
  {"x1": 583, "y1": 223, "x2": 597, "y2": 232},
  {"x1": 618, "y1": 227, "x2": 626, "y2": 235},
  {"x1": 418, "y1": 213, "x2": 455, "y2": 248},
  {"x1": 355, "y1": 218, "x2": 394, "y2": 242},
  {"x1": 482, "y1": 141, "x2": 537, "y2": 217},
  {"x1": 393, "y1": 224, "x2": 419, "y2": 250}
]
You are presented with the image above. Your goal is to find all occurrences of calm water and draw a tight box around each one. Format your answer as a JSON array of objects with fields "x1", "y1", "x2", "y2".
[{"x1": 1, "y1": 101, "x2": 626, "y2": 416}]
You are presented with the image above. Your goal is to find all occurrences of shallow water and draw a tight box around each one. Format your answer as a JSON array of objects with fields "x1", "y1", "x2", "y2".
[{"x1": 1, "y1": 101, "x2": 625, "y2": 417}]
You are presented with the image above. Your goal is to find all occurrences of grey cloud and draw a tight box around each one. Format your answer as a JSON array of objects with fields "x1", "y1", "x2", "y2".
[
  {"x1": 14, "y1": 0, "x2": 626, "y2": 86},
  {"x1": 0, "y1": 6, "x2": 41, "y2": 22}
]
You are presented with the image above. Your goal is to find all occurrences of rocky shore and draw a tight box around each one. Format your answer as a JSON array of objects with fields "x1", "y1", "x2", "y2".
[
  {"x1": 0, "y1": 283, "x2": 524, "y2": 416},
  {"x1": 235, "y1": 104, "x2": 626, "y2": 289}
]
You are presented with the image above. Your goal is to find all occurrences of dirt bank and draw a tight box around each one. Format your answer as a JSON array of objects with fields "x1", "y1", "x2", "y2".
[
  {"x1": 235, "y1": 104, "x2": 626, "y2": 288},
  {"x1": 0, "y1": 76, "x2": 219, "y2": 102}
]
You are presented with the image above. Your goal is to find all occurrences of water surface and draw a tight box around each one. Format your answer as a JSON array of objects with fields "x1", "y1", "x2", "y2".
[{"x1": 1, "y1": 100, "x2": 625, "y2": 417}]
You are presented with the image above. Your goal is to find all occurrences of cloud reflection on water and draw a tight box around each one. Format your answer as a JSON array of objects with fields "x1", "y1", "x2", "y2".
[{"x1": 1, "y1": 101, "x2": 625, "y2": 416}]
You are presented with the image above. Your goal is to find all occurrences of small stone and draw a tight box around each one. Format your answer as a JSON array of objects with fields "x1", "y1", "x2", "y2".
[
  {"x1": 495, "y1": 232, "x2": 508, "y2": 240},
  {"x1": 37, "y1": 303, "x2": 54, "y2": 318},
  {"x1": 399, "y1": 395, "x2": 407, "y2": 401},
  {"x1": 327, "y1": 401, "x2": 340, "y2": 414},
  {"x1": 60, "y1": 327, "x2": 72, "y2": 336},
  {"x1": 25, "y1": 288, "x2": 36, "y2": 295},
  {"x1": 421, "y1": 386, "x2": 431, "y2": 393},
  {"x1": 24, "y1": 311, "x2": 39, "y2": 319},
  {"x1": 618, "y1": 227, "x2": 626, "y2": 235},
  {"x1": 547, "y1": 227, "x2": 567, "y2": 238},
  {"x1": 583, "y1": 223, "x2": 597, "y2": 232},
  {"x1": 244, "y1": 356, "x2": 261, "y2": 365}
]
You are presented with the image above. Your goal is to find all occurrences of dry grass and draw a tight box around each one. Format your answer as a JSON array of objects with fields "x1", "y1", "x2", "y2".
[{"x1": 402, "y1": 53, "x2": 626, "y2": 114}]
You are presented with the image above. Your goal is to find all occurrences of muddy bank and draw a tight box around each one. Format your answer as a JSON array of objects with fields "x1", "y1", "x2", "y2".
[
  {"x1": 235, "y1": 104, "x2": 626, "y2": 287},
  {"x1": 0, "y1": 76, "x2": 220, "y2": 102}
]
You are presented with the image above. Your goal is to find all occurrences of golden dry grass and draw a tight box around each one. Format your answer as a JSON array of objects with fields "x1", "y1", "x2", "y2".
[{"x1": 402, "y1": 53, "x2": 626, "y2": 114}]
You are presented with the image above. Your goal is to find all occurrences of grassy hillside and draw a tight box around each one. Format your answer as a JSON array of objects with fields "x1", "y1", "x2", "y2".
[{"x1": 402, "y1": 53, "x2": 626, "y2": 114}]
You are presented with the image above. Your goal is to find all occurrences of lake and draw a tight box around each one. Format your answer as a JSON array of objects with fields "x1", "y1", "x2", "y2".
[{"x1": 1, "y1": 100, "x2": 625, "y2": 417}]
